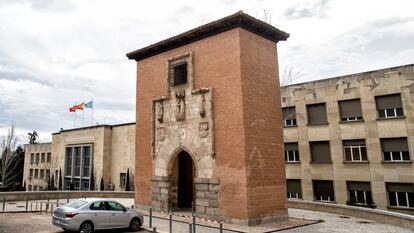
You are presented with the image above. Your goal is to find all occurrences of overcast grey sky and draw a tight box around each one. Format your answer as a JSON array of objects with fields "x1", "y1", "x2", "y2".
[{"x1": 0, "y1": 0, "x2": 413, "y2": 142}]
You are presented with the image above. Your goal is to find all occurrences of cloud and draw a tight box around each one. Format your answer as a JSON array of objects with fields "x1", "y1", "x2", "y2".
[
  {"x1": 283, "y1": 0, "x2": 330, "y2": 19},
  {"x1": 1, "y1": 0, "x2": 414, "y2": 139}
]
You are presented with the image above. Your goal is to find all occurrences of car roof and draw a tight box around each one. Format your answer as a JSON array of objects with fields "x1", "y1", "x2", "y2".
[{"x1": 74, "y1": 197, "x2": 116, "y2": 202}]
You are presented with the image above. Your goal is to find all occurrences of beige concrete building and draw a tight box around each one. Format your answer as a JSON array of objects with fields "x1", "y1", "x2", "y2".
[
  {"x1": 282, "y1": 63, "x2": 414, "y2": 215},
  {"x1": 23, "y1": 123, "x2": 135, "y2": 192}
]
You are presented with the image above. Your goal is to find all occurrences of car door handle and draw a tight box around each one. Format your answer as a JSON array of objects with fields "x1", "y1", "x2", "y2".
[
  {"x1": 112, "y1": 213, "x2": 116, "y2": 216},
  {"x1": 94, "y1": 213, "x2": 98, "y2": 216}
]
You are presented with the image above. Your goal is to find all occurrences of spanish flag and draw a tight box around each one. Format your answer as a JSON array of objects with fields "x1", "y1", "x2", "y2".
[{"x1": 75, "y1": 103, "x2": 85, "y2": 110}]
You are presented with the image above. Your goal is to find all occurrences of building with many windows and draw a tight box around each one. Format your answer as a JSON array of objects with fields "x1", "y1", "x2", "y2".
[
  {"x1": 23, "y1": 123, "x2": 135, "y2": 191},
  {"x1": 282, "y1": 63, "x2": 414, "y2": 215}
]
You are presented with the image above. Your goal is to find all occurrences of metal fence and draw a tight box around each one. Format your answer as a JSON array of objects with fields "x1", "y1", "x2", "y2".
[
  {"x1": 141, "y1": 201, "x2": 246, "y2": 233},
  {"x1": 1, "y1": 196, "x2": 69, "y2": 214}
]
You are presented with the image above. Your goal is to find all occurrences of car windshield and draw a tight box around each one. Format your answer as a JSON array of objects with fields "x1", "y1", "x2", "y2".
[{"x1": 66, "y1": 200, "x2": 88, "y2": 209}]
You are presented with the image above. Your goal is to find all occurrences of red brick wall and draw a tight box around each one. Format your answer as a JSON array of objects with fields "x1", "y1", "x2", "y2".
[
  {"x1": 239, "y1": 29, "x2": 287, "y2": 219},
  {"x1": 135, "y1": 28, "x2": 286, "y2": 220}
]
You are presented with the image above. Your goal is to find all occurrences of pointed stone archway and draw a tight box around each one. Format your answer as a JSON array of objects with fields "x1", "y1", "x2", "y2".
[{"x1": 169, "y1": 150, "x2": 195, "y2": 210}]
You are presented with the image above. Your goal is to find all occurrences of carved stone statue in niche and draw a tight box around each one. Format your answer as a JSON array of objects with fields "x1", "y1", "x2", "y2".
[
  {"x1": 157, "y1": 102, "x2": 164, "y2": 123},
  {"x1": 175, "y1": 90, "x2": 186, "y2": 121},
  {"x1": 199, "y1": 94, "x2": 206, "y2": 118}
]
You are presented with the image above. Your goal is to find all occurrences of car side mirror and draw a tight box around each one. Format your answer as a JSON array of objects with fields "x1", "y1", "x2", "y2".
[{"x1": 123, "y1": 208, "x2": 127, "y2": 212}]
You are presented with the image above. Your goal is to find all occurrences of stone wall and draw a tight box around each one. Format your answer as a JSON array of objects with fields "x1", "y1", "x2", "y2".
[
  {"x1": 151, "y1": 176, "x2": 170, "y2": 211},
  {"x1": 195, "y1": 178, "x2": 219, "y2": 217}
]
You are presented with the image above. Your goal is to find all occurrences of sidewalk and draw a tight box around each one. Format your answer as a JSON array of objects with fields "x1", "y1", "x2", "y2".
[
  {"x1": 138, "y1": 208, "x2": 414, "y2": 233},
  {"x1": 138, "y1": 209, "x2": 318, "y2": 233}
]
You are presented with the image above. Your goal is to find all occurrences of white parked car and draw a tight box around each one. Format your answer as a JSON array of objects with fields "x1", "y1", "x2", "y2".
[{"x1": 52, "y1": 198, "x2": 143, "y2": 233}]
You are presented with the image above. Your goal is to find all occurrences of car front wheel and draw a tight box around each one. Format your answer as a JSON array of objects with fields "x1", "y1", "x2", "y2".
[
  {"x1": 129, "y1": 218, "x2": 141, "y2": 231},
  {"x1": 79, "y1": 221, "x2": 94, "y2": 233}
]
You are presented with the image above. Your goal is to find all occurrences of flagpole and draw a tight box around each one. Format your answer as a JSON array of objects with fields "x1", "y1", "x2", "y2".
[
  {"x1": 91, "y1": 98, "x2": 94, "y2": 126},
  {"x1": 82, "y1": 101, "x2": 85, "y2": 127},
  {"x1": 74, "y1": 102, "x2": 77, "y2": 128}
]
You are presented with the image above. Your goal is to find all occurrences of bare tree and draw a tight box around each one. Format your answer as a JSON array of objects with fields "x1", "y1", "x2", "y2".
[{"x1": 281, "y1": 66, "x2": 304, "y2": 86}]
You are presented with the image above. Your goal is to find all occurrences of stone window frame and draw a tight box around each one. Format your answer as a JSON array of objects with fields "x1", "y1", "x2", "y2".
[
  {"x1": 346, "y1": 181, "x2": 374, "y2": 206},
  {"x1": 284, "y1": 142, "x2": 300, "y2": 163},
  {"x1": 306, "y1": 102, "x2": 328, "y2": 125},
  {"x1": 282, "y1": 106, "x2": 297, "y2": 127},
  {"x1": 380, "y1": 137, "x2": 410, "y2": 162},
  {"x1": 313, "y1": 180, "x2": 335, "y2": 202},
  {"x1": 309, "y1": 141, "x2": 332, "y2": 163},
  {"x1": 342, "y1": 140, "x2": 368, "y2": 162},
  {"x1": 166, "y1": 51, "x2": 194, "y2": 94},
  {"x1": 338, "y1": 98, "x2": 363, "y2": 122},
  {"x1": 120, "y1": 172, "x2": 127, "y2": 188},
  {"x1": 287, "y1": 179, "x2": 302, "y2": 199},
  {"x1": 386, "y1": 182, "x2": 414, "y2": 208},
  {"x1": 375, "y1": 93, "x2": 404, "y2": 119}
]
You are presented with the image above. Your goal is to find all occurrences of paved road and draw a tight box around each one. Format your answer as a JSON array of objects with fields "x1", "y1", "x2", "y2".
[{"x1": 0, "y1": 212, "x2": 148, "y2": 233}]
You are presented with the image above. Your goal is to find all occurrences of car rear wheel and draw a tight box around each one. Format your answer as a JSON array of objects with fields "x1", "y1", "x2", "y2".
[
  {"x1": 129, "y1": 218, "x2": 141, "y2": 231},
  {"x1": 79, "y1": 221, "x2": 94, "y2": 233}
]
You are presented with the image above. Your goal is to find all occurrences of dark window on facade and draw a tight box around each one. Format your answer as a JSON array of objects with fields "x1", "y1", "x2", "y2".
[
  {"x1": 82, "y1": 146, "x2": 91, "y2": 178},
  {"x1": 282, "y1": 107, "x2": 297, "y2": 126},
  {"x1": 74, "y1": 147, "x2": 81, "y2": 177},
  {"x1": 343, "y1": 140, "x2": 367, "y2": 162},
  {"x1": 285, "y1": 143, "x2": 299, "y2": 162},
  {"x1": 339, "y1": 99, "x2": 363, "y2": 121},
  {"x1": 65, "y1": 147, "x2": 72, "y2": 176},
  {"x1": 29, "y1": 169, "x2": 33, "y2": 178},
  {"x1": 287, "y1": 179, "x2": 302, "y2": 199},
  {"x1": 30, "y1": 153, "x2": 34, "y2": 164},
  {"x1": 313, "y1": 180, "x2": 335, "y2": 202},
  {"x1": 82, "y1": 179, "x2": 90, "y2": 191},
  {"x1": 172, "y1": 63, "x2": 187, "y2": 86},
  {"x1": 120, "y1": 173, "x2": 127, "y2": 188},
  {"x1": 47, "y1": 152, "x2": 51, "y2": 162},
  {"x1": 310, "y1": 141, "x2": 331, "y2": 163},
  {"x1": 64, "y1": 145, "x2": 92, "y2": 191},
  {"x1": 41, "y1": 153, "x2": 45, "y2": 163},
  {"x1": 347, "y1": 181, "x2": 373, "y2": 206},
  {"x1": 375, "y1": 94, "x2": 404, "y2": 119},
  {"x1": 35, "y1": 153, "x2": 40, "y2": 163},
  {"x1": 34, "y1": 169, "x2": 39, "y2": 178},
  {"x1": 386, "y1": 183, "x2": 414, "y2": 208},
  {"x1": 46, "y1": 169, "x2": 50, "y2": 179},
  {"x1": 381, "y1": 138, "x2": 410, "y2": 162},
  {"x1": 28, "y1": 185, "x2": 32, "y2": 191},
  {"x1": 40, "y1": 169, "x2": 44, "y2": 179},
  {"x1": 307, "y1": 103, "x2": 327, "y2": 125}
]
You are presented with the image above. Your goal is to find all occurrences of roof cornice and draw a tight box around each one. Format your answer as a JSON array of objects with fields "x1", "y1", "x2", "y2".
[{"x1": 126, "y1": 11, "x2": 289, "y2": 61}]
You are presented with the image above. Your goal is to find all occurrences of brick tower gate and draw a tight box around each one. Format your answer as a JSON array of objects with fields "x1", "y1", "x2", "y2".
[{"x1": 127, "y1": 11, "x2": 289, "y2": 225}]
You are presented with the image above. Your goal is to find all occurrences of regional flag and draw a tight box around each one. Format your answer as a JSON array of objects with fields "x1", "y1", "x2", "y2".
[
  {"x1": 85, "y1": 100, "x2": 93, "y2": 108},
  {"x1": 75, "y1": 103, "x2": 85, "y2": 110}
]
